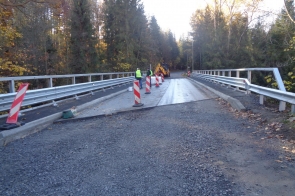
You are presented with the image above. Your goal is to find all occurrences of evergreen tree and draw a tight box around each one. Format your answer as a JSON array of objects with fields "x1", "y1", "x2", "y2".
[
  {"x1": 102, "y1": 0, "x2": 150, "y2": 71},
  {"x1": 149, "y1": 16, "x2": 162, "y2": 65},
  {"x1": 69, "y1": 0, "x2": 99, "y2": 74}
]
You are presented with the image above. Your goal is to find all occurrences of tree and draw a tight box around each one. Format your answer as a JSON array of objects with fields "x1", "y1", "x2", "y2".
[
  {"x1": 69, "y1": 0, "x2": 99, "y2": 75},
  {"x1": 148, "y1": 16, "x2": 162, "y2": 65},
  {"x1": 102, "y1": 0, "x2": 151, "y2": 71},
  {"x1": 0, "y1": 4, "x2": 26, "y2": 79}
]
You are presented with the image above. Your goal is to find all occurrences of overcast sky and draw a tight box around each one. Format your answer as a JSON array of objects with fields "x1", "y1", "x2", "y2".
[{"x1": 142, "y1": 0, "x2": 285, "y2": 40}]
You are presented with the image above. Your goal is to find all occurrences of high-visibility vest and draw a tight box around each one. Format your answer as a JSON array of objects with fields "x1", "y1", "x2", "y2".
[
  {"x1": 136, "y1": 70, "x2": 142, "y2": 78},
  {"x1": 150, "y1": 70, "x2": 153, "y2": 76}
]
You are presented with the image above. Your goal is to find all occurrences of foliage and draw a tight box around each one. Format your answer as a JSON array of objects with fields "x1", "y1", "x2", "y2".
[
  {"x1": 265, "y1": 67, "x2": 295, "y2": 93},
  {"x1": 1, "y1": 0, "x2": 295, "y2": 94},
  {"x1": 69, "y1": 0, "x2": 99, "y2": 74}
]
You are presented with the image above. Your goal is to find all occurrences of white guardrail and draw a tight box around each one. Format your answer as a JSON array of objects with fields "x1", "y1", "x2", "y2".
[
  {"x1": 0, "y1": 72, "x2": 138, "y2": 113},
  {"x1": 194, "y1": 68, "x2": 295, "y2": 113}
]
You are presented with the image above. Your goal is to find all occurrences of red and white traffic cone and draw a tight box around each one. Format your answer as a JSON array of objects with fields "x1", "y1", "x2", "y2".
[
  {"x1": 0, "y1": 83, "x2": 29, "y2": 130},
  {"x1": 155, "y1": 75, "x2": 160, "y2": 87},
  {"x1": 161, "y1": 73, "x2": 164, "y2": 82},
  {"x1": 145, "y1": 76, "x2": 151, "y2": 94},
  {"x1": 133, "y1": 80, "x2": 144, "y2": 107}
]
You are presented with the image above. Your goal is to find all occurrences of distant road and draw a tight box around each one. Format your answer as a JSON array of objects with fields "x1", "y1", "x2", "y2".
[{"x1": 158, "y1": 78, "x2": 216, "y2": 106}]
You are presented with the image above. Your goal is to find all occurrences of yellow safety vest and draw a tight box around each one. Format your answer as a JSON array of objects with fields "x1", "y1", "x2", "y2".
[
  {"x1": 150, "y1": 70, "x2": 153, "y2": 76},
  {"x1": 136, "y1": 70, "x2": 142, "y2": 78}
]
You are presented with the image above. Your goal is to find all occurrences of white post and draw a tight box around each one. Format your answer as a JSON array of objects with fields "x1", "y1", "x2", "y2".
[
  {"x1": 259, "y1": 95, "x2": 264, "y2": 105},
  {"x1": 236, "y1": 71, "x2": 240, "y2": 91},
  {"x1": 279, "y1": 101, "x2": 286, "y2": 111},
  {"x1": 247, "y1": 71, "x2": 251, "y2": 94}
]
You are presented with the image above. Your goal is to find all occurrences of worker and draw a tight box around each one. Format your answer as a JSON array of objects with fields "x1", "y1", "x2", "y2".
[
  {"x1": 146, "y1": 68, "x2": 152, "y2": 88},
  {"x1": 135, "y1": 68, "x2": 142, "y2": 89}
]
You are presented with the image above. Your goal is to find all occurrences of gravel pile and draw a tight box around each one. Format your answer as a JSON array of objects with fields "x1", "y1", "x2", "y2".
[{"x1": 0, "y1": 99, "x2": 246, "y2": 195}]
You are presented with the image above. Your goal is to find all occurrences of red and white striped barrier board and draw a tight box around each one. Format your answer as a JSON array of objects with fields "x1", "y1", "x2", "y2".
[
  {"x1": 155, "y1": 75, "x2": 160, "y2": 87},
  {"x1": 6, "y1": 83, "x2": 29, "y2": 124},
  {"x1": 133, "y1": 80, "x2": 144, "y2": 107},
  {"x1": 161, "y1": 73, "x2": 164, "y2": 82},
  {"x1": 145, "y1": 76, "x2": 151, "y2": 94}
]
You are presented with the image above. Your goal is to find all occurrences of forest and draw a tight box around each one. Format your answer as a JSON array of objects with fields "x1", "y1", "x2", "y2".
[{"x1": 0, "y1": 0, "x2": 295, "y2": 93}]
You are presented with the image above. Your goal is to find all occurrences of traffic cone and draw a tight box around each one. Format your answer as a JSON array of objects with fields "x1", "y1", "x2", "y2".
[
  {"x1": 0, "y1": 83, "x2": 29, "y2": 130},
  {"x1": 155, "y1": 75, "x2": 160, "y2": 87},
  {"x1": 145, "y1": 76, "x2": 151, "y2": 94},
  {"x1": 133, "y1": 80, "x2": 144, "y2": 107},
  {"x1": 161, "y1": 73, "x2": 164, "y2": 82}
]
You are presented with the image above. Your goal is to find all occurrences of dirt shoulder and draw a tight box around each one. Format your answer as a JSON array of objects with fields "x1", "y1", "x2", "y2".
[{"x1": 215, "y1": 96, "x2": 295, "y2": 196}]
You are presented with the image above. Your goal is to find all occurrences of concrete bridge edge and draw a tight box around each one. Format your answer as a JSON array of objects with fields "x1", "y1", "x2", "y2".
[{"x1": 188, "y1": 78, "x2": 246, "y2": 112}]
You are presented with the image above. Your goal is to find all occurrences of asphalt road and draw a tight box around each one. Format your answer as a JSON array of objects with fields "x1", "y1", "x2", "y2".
[{"x1": 158, "y1": 78, "x2": 216, "y2": 105}]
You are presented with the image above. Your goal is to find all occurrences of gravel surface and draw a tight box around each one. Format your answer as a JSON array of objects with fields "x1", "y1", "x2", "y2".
[
  {"x1": 0, "y1": 99, "x2": 241, "y2": 195},
  {"x1": 1, "y1": 72, "x2": 295, "y2": 195}
]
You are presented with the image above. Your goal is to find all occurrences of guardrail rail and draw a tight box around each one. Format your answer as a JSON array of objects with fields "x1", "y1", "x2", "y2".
[
  {"x1": 194, "y1": 68, "x2": 295, "y2": 113},
  {"x1": 0, "y1": 72, "x2": 138, "y2": 113}
]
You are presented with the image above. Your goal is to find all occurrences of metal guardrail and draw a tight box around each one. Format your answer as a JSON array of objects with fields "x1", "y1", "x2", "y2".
[
  {"x1": 0, "y1": 72, "x2": 136, "y2": 93},
  {"x1": 194, "y1": 68, "x2": 295, "y2": 113},
  {"x1": 0, "y1": 76, "x2": 135, "y2": 113}
]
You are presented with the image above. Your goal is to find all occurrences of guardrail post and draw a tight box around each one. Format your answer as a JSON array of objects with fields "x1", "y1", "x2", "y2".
[
  {"x1": 117, "y1": 74, "x2": 119, "y2": 78},
  {"x1": 259, "y1": 95, "x2": 264, "y2": 105},
  {"x1": 222, "y1": 71, "x2": 225, "y2": 76},
  {"x1": 226, "y1": 71, "x2": 231, "y2": 88},
  {"x1": 247, "y1": 71, "x2": 252, "y2": 94},
  {"x1": 100, "y1": 75, "x2": 103, "y2": 80},
  {"x1": 235, "y1": 71, "x2": 240, "y2": 91},
  {"x1": 279, "y1": 101, "x2": 286, "y2": 111},
  {"x1": 72, "y1": 77, "x2": 75, "y2": 84},
  {"x1": 8, "y1": 80, "x2": 15, "y2": 93},
  {"x1": 272, "y1": 68, "x2": 286, "y2": 111},
  {"x1": 273, "y1": 68, "x2": 286, "y2": 91},
  {"x1": 47, "y1": 78, "x2": 53, "y2": 87},
  {"x1": 88, "y1": 75, "x2": 91, "y2": 82},
  {"x1": 291, "y1": 105, "x2": 295, "y2": 114},
  {"x1": 110, "y1": 74, "x2": 112, "y2": 79}
]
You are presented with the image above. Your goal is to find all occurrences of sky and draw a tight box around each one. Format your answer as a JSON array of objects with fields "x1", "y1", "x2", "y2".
[{"x1": 142, "y1": 0, "x2": 285, "y2": 40}]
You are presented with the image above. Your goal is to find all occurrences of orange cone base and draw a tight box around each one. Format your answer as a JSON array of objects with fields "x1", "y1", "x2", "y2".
[{"x1": 133, "y1": 103, "x2": 144, "y2": 107}]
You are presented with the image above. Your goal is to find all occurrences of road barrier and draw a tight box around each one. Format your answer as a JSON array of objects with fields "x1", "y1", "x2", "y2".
[
  {"x1": 0, "y1": 77, "x2": 134, "y2": 113},
  {"x1": 161, "y1": 73, "x2": 165, "y2": 82},
  {"x1": 133, "y1": 80, "x2": 143, "y2": 107},
  {"x1": 0, "y1": 83, "x2": 29, "y2": 130},
  {"x1": 194, "y1": 68, "x2": 295, "y2": 113},
  {"x1": 6, "y1": 83, "x2": 29, "y2": 124},
  {"x1": 155, "y1": 75, "x2": 160, "y2": 87},
  {"x1": 145, "y1": 76, "x2": 151, "y2": 94}
]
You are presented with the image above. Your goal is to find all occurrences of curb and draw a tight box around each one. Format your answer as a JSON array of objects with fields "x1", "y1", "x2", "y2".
[
  {"x1": 0, "y1": 89, "x2": 128, "y2": 146},
  {"x1": 54, "y1": 106, "x2": 156, "y2": 124},
  {"x1": 188, "y1": 77, "x2": 246, "y2": 111}
]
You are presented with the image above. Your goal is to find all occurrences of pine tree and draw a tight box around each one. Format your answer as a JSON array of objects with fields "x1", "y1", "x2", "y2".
[
  {"x1": 149, "y1": 16, "x2": 162, "y2": 65},
  {"x1": 102, "y1": 0, "x2": 150, "y2": 71},
  {"x1": 69, "y1": 0, "x2": 99, "y2": 74}
]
